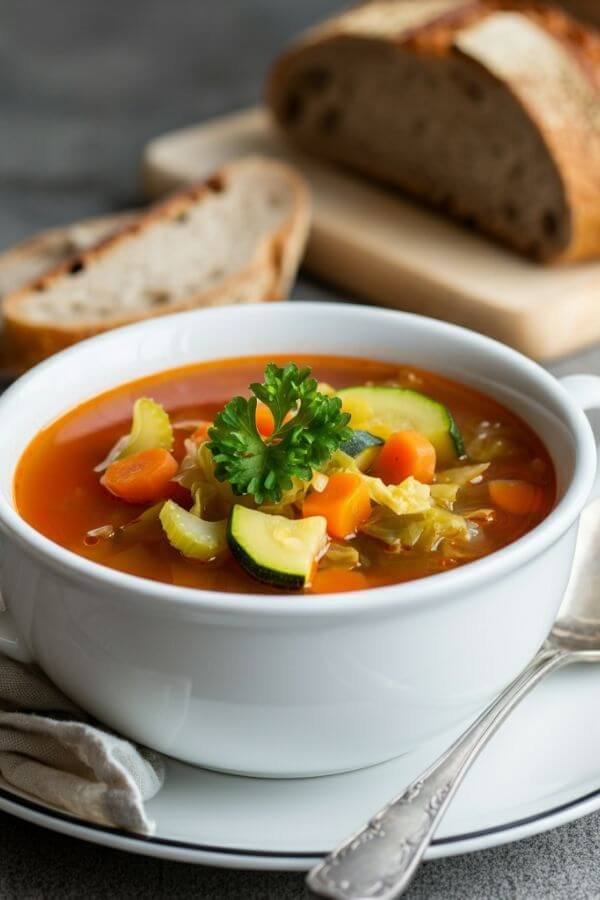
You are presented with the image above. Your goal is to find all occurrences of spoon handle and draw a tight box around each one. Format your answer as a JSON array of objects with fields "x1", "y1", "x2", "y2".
[{"x1": 306, "y1": 646, "x2": 569, "y2": 900}]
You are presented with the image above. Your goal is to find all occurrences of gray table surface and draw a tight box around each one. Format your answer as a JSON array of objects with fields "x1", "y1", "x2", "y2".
[{"x1": 1, "y1": 1, "x2": 600, "y2": 897}]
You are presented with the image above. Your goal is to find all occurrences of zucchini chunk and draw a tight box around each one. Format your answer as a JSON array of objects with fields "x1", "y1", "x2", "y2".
[
  {"x1": 338, "y1": 430, "x2": 384, "y2": 471},
  {"x1": 227, "y1": 505, "x2": 328, "y2": 590},
  {"x1": 160, "y1": 500, "x2": 227, "y2": 561},
  {"x1": 338, "y1": 386, "x2": 464, "y2": 464}
]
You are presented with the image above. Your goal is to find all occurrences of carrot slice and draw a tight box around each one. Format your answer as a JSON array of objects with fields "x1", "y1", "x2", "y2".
[
  {"x1": 256, "y1": 404, "x2": 276, "y2": 437},
  {"x1": 303, "y1": 472, "x2": 371, "y2": 539},
  {"x1": 312, "y1": 568, "x2": 370, "y2": 594},
  {"x1": 488, "y1": 480, "x2": 541, "y2": 516},
  {"x1": 256, "y1": 405, "x2": 294, "y2": 438},
  {"x1": 372, "y1": 430, "x2": 436, "y2": 484},
  {"x1": 191, "y1": 421, "x2": 213, "y2": 444},
  {"x1": 101, "y1": 448, "x2": 178, "y2": 504}
]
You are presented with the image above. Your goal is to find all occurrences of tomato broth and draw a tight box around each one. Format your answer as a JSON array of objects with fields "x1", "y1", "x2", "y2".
[{"x1": 14, "y1": 355, "x2": 556, "y2": 594}]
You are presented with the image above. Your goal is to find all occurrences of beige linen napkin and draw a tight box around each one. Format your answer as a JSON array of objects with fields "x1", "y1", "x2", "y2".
[{"x1": 0, "y1": 656, "x2": 164, "y2": 834}]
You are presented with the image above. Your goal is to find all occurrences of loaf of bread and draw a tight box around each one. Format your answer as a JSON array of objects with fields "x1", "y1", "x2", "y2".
[
  {"x1": 2, "y1": 156, "x2": 310, "y2": 366},
  {"x1": 268, "y1": 0, "x2": 600, "y2": 263}
]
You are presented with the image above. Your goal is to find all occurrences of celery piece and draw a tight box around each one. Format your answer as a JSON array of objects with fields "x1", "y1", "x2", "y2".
[
  {"x1": 118, "y1": 397, "x2": 173, "y2": 458},
  {"x1": 95, "y1": 398, "x2": 174, "y2": 472},
  {"x1": 160, "y1": 500, "x2": 227, "y2": 561}
]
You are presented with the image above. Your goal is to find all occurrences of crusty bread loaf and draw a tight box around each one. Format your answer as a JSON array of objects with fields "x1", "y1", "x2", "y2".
[
  {"x1": 2, "y1": 156, "x2": 310, "y2": 367},
  {"x1": 267, "y1": 1, "x2": 600, "y2": 263}
]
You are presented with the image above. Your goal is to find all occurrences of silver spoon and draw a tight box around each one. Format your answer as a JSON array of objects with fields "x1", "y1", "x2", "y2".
[{"x1": 307, "y1": 496, "x2": 600, "y2": 900}]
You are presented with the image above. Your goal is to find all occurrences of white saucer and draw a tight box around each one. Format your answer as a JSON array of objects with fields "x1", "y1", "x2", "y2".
[{"x1": 1, "y1": 663, "x2": 600, "y2": 871}]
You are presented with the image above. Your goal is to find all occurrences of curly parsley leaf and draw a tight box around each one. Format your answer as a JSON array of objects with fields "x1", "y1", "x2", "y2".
[{"x1": 207, "y1": 363, "x2": 352, "y2": 504}]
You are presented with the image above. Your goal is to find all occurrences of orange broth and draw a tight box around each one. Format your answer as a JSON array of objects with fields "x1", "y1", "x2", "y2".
[{"x1": 14, "y1": 355, "x2": 556, "y2": 594}]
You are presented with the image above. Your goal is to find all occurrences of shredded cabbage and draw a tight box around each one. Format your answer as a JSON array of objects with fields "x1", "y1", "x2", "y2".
[
  {"x1": 435, "y1": 463, "x2": 489, "y2": 485},
  {"x1": 173, "y1": 439, "x2": 204, "y2": 491},
  {"x1": 175, "y1": 441, "x2": 239, "y2": 519},
  {"x1": 464, "y1": 508, "x2": 496, "y2": 524},
  {"x1": 416, "y1": 507, "x2": 470, "y2": 551},
  {"x1": 325, "y1": 449, "x2": 359, "y2": 472},
  {"x1": 325, "y1": 448, "x2": 432, "y2": 516},
  {"x1": 322, "y1": 542, "x2": 361, "y2": 569},
  {"x1": 467, "y1": 424, "x2": 521, "y2": 462},
  {"x1": 361, "y1": 505, "x2": 470, "y2": 551},
  {"x1": 86, "y1": 502, "x2": 165, "y2": 544},
  {"x1": 360, "y1": 474, "x2": 431, "y2": 516},
  {"x1": 172, "y1": 419, "x2": 203, "y2": 432},
  {"x1": 429, "y1": 483, "x2": 460, "y2": 509},
  {"x1": 86, "y1": 524, "x2": 116, "y2": 541},
  {"x1": 260, "y1": 477, "x2": 314, "y2": 517},
  {"x1": 361, "y1": 509, "x2": 421, "y2": 547}
]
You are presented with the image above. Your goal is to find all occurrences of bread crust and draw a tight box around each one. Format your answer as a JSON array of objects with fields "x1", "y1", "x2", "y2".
[
  {"x1": 268, "y1": 0, "x2": 600, "y2": 263},
  {"x1": 2, "y1": 157, "x2": 311, "y2": 367},
  {"x1": 0, "y1": 212, "x2": 135, "y2": 301}
]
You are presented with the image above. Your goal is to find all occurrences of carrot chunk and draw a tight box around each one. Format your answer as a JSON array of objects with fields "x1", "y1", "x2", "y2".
[
  {"x1": 303, "y1": 472, "x2": 371, "y2": 539},
  {"x1": 256, "y1": 404, "x2": 275, "y2": 437},
  {"x1": 312, "y1": 568, "x2": 370, "y2": 594},
  {"x1": 255, "y1": 406, "x2": 294, "y2": 437},
  {"x1": 101, "y1": 448, "x2": 179, "y2": 504},
  {"x1": 191, "y1": 421, "x2": 213, "y2": 443},
  {"x1": 488, "y1": 480, "x2": 541, "y2": 516},
  {"x1": 372, "y1": 430, "x2": 436, "y2": 484}
]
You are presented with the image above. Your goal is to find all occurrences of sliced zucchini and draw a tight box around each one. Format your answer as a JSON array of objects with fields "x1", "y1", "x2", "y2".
[
  {"x1": 119, "y1": 397, "x2": 174, "y2": 459},
  {"x1": 160, "y1": 500, "x2": 227, "y2": 561},
  {"x1": 338, "y1": 386, "x2": 464, "y2": 464},
  {"x1": 227, "y1": 505, "x2": 328, "y2": 590},
  {"x1": 338, "y1": 430, "x2": 384, "y2": 472}
]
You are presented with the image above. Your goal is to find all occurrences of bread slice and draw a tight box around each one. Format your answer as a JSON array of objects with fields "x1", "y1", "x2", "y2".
[
  {"x1": 3, "y1": 157, "x2": 310, "y2": 366},
  {"x1": 0, "y1": 212, "x2": 133, "y2": 301},
  {"x1": 267, "y1": 1, "x2": 600, "y2": 263}
]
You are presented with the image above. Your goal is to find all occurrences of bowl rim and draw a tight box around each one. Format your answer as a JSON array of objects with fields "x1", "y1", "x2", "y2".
[{"x1": 0, "y1": 301, "x2": 595, "y2": 618}]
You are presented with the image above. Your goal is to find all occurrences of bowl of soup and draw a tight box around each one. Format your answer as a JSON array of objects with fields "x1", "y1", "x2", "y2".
[{"x1": 0, "y1": 302, "x2": 598, "y2": 777}]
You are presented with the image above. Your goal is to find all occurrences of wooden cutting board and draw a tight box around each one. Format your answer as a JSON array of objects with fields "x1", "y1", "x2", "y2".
[{"x1": 143, "y1": 106, "x2": 600, "y2": 361}]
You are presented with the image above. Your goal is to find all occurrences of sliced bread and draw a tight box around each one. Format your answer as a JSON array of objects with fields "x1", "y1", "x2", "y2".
[
  {"x1": 0, "y1": 212, "x2": 132, "y2": 301},
  {"x1": 267, "y1": 1, "x2": 600, "y2": 263},
  {"x1": 3, "y1": 156, "x2": 310, "y2": 366}
]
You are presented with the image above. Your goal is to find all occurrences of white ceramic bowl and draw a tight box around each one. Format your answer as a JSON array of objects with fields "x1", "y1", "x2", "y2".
[{"x1": 0, "y1": 302, "x2": 599, "y2": 778}]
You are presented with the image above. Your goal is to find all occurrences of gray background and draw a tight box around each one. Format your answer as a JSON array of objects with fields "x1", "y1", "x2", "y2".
[{"x1": 1, "y1": 1, "x2": 600, "y2": 897}]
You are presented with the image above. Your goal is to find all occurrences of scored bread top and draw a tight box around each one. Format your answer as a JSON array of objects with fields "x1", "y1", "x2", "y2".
[
  {"x1": 302, "y1": 0, "x2": 472, "y2": 43},
  {"x1": 4, "y1": 156, "x2": 310, "y2": 330},
  {"x1": 299, "y1": 0, "x2": 600, "y2": 66}
]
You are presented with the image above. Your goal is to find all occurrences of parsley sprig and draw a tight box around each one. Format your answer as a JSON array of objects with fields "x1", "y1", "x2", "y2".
[{"x1": 207, "y1": 363, "x2": 352, "y2": 504}]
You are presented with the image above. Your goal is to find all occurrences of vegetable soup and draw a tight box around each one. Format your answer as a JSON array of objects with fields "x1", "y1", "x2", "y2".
[{"x1": 14, "y1": 355, "x2": 556, "y2": 594}]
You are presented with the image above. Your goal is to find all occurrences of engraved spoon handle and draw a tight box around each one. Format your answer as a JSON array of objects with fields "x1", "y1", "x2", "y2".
[{"x1": 307, "y1": 647, "x2": 570, "y2": 900}]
